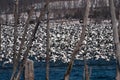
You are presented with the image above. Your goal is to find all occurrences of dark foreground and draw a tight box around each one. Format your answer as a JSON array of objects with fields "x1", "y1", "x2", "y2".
[{"x1": 0, "y1": 59, "x2": 116, "y2": 80}]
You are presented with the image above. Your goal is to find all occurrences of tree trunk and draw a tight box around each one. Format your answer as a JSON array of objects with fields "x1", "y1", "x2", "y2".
[
  {"x1": 116, "y1": 8, "x2": 120, "y2": 80},
  {"x1": 46, "y1": 0, "x2": 50, "y2": 80},
  {"x1": 116, "y1": 63, "x2": 120, "y2": 80},
  {"x1": 64, "y1": 0, "x2": 90, "y2": 80},
  {"x1": 11, "y1": 0, "x2": 19, "y2": 80},
  {"x1": 24, "y1": 59, "x2": 34, "y2": 80},
  {"x1": 109, "y1": 0, "x2": 120, "y2": 80},
  {"x1": 10, "y1": 6, "x2": 34, "y2": 80},
  {"x1": 11, "y1": 1, "x2": 50, "y2": 80},
  {"x1": 84, "y1": 61, "x2": 89, "y2": 80}
]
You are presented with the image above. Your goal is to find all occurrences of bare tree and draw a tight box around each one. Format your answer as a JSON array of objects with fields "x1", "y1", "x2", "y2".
[
  {"x1": 12, "y1": 0, "x2": 19, "y2": 80},
  {"x1": 83, "y1": 28, "x2": 90, "y2": 80},
  {"x1": 0, "y1": 24, "x2": 2, "y2": 51},
  {"x1": 10, "y1": 6, "x2": 34, "y2": 80},
  {"x1": 10, "y1": 1, "x2": 50, "y2": 80},
  {"x1": 84, "y1": 62, "x2": 89, "y2": 80},
  {"x1": 64, "y1": 0, "x2": 91, "y2": 80},
  {"x1": 46, "y1": 0, "x2": 50, "y2": 80},
  {"x1": 109, "y1": 0, "x2": 120, "y2": 80}
]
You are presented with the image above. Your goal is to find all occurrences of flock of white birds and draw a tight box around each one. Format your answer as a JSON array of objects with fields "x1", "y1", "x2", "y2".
[{"x1": 0, "y1": 19, "x2": 115, "y2": 64}]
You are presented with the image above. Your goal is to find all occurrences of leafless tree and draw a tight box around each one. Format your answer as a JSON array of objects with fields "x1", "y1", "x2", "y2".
[
  {"x1": 10, "y1": 0, "x2": 50, "y2": 80},
  {"x1": 46, "y1": 0, "x2": 50, "y2": 80},
  {"x1": 10, "y1": 6, "x2": 34, "y2": 80},
  {"x1": 64, "y1": 0, "x2": 91, "y2": 80},
  {"x1": 12, "y1": 0, "x2": 19, "y2": 80},
  {"x1": 109, "y1": 0, "x2": 120, "y2": 80}
]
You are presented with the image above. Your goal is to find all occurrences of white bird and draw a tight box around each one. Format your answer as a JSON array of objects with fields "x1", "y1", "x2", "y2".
[
  {"x1": 95, "y1": 55, "x2": 100, "y2": 60},
  {"x1": 57, "y1": 34, "x2": 60, "y2": 38}
]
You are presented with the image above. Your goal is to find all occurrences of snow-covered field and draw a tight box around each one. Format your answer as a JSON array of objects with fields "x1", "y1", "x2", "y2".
[{"x1": 0, "y1": 20, "x2": 115, "y2": 64}]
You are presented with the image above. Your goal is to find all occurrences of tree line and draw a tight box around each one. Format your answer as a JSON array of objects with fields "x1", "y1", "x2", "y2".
[{"x1": 0, "y1": 0, "x2": 119, "y2": 20}]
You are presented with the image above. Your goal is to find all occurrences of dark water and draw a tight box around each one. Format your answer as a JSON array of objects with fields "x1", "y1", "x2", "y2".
[{"x1": 0, "y1": 59, "x2": 116, "y2": 80}]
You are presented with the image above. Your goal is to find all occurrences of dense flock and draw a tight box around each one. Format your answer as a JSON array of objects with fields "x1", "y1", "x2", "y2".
[{"x1": 0, "y1": 20, "x2": 115, "y2": 64}]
